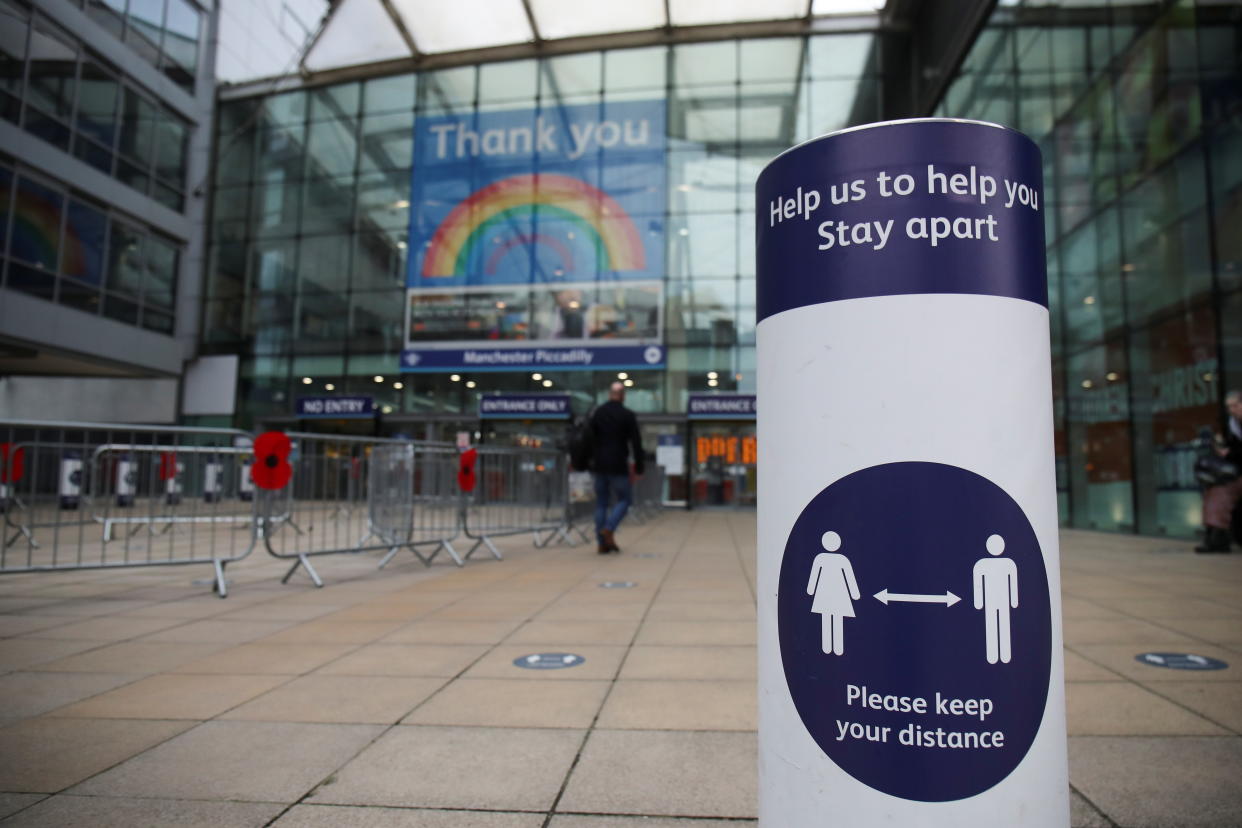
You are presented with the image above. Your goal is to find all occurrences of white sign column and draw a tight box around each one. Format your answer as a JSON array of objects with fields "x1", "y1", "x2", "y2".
[{"x1": 755, "y1": 119, "x2": 1068, "y2": 825}]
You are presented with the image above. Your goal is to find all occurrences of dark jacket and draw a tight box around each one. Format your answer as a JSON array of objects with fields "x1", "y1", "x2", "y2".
[{"x1": 590, "y1": 400, "x2": 644, "y2": 476}]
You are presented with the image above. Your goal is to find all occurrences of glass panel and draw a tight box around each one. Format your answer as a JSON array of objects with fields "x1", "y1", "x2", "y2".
[
  {"x1": 806, "y1": 33, "x2": 877, "y2": 78},
  {"x1": 417, "y1": 66, "x2": 475, "y2": 114},
  {"x1": 162, "y1": 0, "x2": 200, "y2": 89},
  {"x1": 118, "y1": 87, "x2": 156, "y2": 164},
  {"x1": 479, "y1": 59, "x2": 537, "y2": 104},
  {"x1": 0, "y1": 1, "x2": 27, "y2": 123},
  {"x1": 1130, "y1": 304, "x2": 1218, "y2": 537},
  {"x1": 306, "y1": 117, "x2": 358, "y2": 178},
  {"x1": 309, "y1": 82, "x2": 360, "y2": 121},
  {"x1": 297, "y1": 233, "x2": 352, "y2": 294},
  {"x1": 84, "y1": 0, "x2": 125, "y2": 39},
  {"x1": 604, "y1": 47, "x2": 667, "y2": 93},
  {"x1": 144, "y1": 233, "x2": 177, "y2": 310},
  {"x1": 64, "y1": 199, "x2": 107, "y2": 286},
  {"x1": 1209, "y1": 121, "x2": 1242, "y2": 294},
  {"x1": 124, "y1": 0, "x2": 164, "y2": 66},
  {"x1": 295, "y1": 290, "x2": 351, "y2": 351},
  {"x1": 25, "y1": 17, "x2": 76, "y2": 123},
  {"x1": 542, "y1": 52, "x2": 601, "y2": 102},
  {"x1": 106, "y1": 221, "x2": 145, "y2": 299},
  {"x1": 364, "y1": 74, "x2": 415, "y2": 114},
  {"x1": 0, "y1": 165, "x2": 12, "y2": 258},
  {"x1": 11, "y1": 175, "x2": 62, "y2": 272},
  {"x1": 1067, "y1": 341, "x2": 1133, "y2": 531},
  {"x1": 358, "y1": 111, "x2": 412, "y2": 173},
  {"x1": 740, "y1": 38, "x2": 803, "y2": 84},
  {"x1": 76, "y1": 59, "x2": 120, "y2": 148},
  {"x1": 154, "y1": 107, "x2": 188, "y2": 187},
  {"x1": 673, "y1": 41, "x2": 736, "y2": 87},
  {"x1": 299, "y1": 173, "x2": 354, "y2": 235}
]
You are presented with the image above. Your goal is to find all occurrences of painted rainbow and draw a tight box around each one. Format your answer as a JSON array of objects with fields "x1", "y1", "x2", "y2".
[{"x1": 420, "y1": 173, "x2": 645, "y2": 277}]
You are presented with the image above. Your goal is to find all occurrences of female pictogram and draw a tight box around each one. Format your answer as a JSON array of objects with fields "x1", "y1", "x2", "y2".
[{"x1": 807, "y1": 530, "x2": 861, "y2": 655}]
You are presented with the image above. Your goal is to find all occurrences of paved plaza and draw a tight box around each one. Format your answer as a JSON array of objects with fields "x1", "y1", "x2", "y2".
[{"x1": 0, "y1": 511, "x2": 1239, "y2": 826}]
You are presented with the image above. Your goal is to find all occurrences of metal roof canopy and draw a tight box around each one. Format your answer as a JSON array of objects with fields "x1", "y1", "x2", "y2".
[{"x1": 219, "y1": 0, "x2": 887, "y2": 96}]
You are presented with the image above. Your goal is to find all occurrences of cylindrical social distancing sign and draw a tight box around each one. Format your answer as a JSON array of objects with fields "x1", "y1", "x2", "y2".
[
  {"x1": 59, "y1": 454, "x2": 83, "y2": 510},
  {"x1": 756, "y1": 119, "x2": 1068, "y2": 826},
  {"x1": 204, "y1": 461, "x2": 223, "y2": 503},
  {"x1": 116, "y1": 457, "x2": 137, "y2": 507}
]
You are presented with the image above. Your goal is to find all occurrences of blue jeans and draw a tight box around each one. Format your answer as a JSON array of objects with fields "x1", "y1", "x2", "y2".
[{"x1": 594, "y1": 473, "x2": 632, "y2": 537}]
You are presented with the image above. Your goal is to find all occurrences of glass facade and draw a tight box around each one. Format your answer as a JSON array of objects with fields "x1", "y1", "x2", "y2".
[
  {"x1": 0, "y1": 162, "x2": 180, "y2": 332},
  {"x1": 79, "y1": 0, "x2": 202, "y2": 91},
  {"x1": 204, "y1": 0, "x2": 1240, "y2": 533},
  {"x1": 1, "y1": 0, "x2": 192, "y2": 211},
  {"x1": 205, "y1": 34, "x2": 882, "y2": 426},
  {"x1": 938, "y1": 0, "x2": 1242, "y2": 537}
]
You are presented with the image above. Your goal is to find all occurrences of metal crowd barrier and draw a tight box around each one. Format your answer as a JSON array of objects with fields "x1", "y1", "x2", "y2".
[
  {"x1": 257, "y1": 433, "x2": 464, "y2": 587},
  {"x1": 0, "y1": 420, "x2": 257, "y2": 596},
  {"x1": 629, "y1": 465, "x2": 666, "y2": 524},
  {"x1": 0, "y1": 420, "x2": 668, "y2": 596},
  {"x1": 461, "y1": 445, "x2": 564, "y2": 558}
]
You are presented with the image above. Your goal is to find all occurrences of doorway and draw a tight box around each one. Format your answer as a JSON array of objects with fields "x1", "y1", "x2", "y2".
[{"x1": 688, "y1": 422, "x2": 757, "y2": 507}]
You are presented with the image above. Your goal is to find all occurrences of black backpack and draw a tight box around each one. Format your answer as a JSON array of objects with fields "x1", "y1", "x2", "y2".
[{"x1": 568, "y1": 407, "x2": 596, "y2": 472}]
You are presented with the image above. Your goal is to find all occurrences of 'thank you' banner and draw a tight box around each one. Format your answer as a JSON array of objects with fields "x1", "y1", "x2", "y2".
[{"x1": 402, "y1": 99, "x2": 667, "y2": 373}]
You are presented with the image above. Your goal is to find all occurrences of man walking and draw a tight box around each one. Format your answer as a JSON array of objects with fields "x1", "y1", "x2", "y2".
[{"x1": 591, "y1": 381, "x2": 644, "y2": 554}]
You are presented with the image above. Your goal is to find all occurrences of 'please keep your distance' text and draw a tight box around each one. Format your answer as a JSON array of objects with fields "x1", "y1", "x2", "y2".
[{"x1": 835, "y1": 683, "x2": 1007, "y2": 750}]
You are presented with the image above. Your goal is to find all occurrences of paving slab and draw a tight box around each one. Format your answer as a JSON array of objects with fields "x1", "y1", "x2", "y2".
[
  {"x1": 310, "y1": 725, "x2": 582, "y2": 811},
  {"x1": 50, "y1": 672, "x2": 289, "y2": 720},
  {"x1": 1146, "y1": 681, "x2": 1242, "y2": 733},
  {"x1": 550, "y1": 819, "x2": 755, "y2": 828},
  {"x1": 404, "y1": 678, "x2": 610, "y2": 728},
  {"x1": 619, "y1": 646, "x2": 755, "y2": 681},
  {"x1": 0, "y1": 717, "x2": 193, "y2": 792},
  {"x1": 271, "y1": 805, "x2": 544, "y2": 827},
  {"x1": 382, "y1": 619, "x2": 523, "y2": 644},
  {"x1": 33, "y1": 640, "x2": 229, "y2": 674},
  {"x1": 258, "y1": 620, "x2": 405, "y2": 645},
  {"x1": 171, "y1": 642, "x2": 358, "y2": 675},
  {"x1": 0, "y1": 639, "x2": 104, "y2": 674},
  {"x1": 634, "y1": 621, "x2": 757, "y2": 647},
  {"x1": 70, "y1": 721, "x2": 383, "y2": 802},
  {"x1": 0, "y1": 795, "x2": 44, "y2": 821},
  {"x1": 558, "y1": 730, "x2": 757, "y2": 818},
  {"x1": 596, "y1": 680, "x2": 756, "y2": 731},
  {"x1": 1069, "y1": 736, "x2": 1242, "y2": 827},
  {"x1": 1065, "y1": 681, "x2": 1227, "y2": 736},
  {"x1": 0, "y1": 795, "x2": 284, "y2": 827},
  {"x1": 222, "y1": 675, "x2": 446, "y2": 724},
  {"x1": 315, "y1": 643, "x2": 487, "y2": 677},
  {"x1": 506, "y1": 620, "x2": 640, "y2": 646},
  {"x1": 0, "y1": 671, "x2": 141, "y2": 719}
]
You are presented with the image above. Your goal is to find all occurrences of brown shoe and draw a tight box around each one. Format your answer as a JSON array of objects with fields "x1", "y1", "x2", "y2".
[{"x1": 600, "y1": 528, "x2": 619, "y2": 552}]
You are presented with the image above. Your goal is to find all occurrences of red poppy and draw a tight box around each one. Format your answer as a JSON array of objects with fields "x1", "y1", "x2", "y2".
[
  {"x1": 0, "y1": 443, "x2": 25, "y2": 483},
  {"x1": 158, "y1": 452, "x2": 179, "y2": 481},
  {"x1": 458, "y1": 447, "x2": 477, "y2": 493},
  {"x1": 251, "y1": 431, "x2": 293, "y2": 490}
]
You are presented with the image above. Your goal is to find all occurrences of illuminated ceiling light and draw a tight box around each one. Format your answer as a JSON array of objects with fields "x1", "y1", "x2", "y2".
[
  {"x1": 325, "y1": 383, "x2": 335, "y2": 391},
  {"x1": 374, "y1": 375, "x2": 384, "y2": 383},
  {"x1": 542, "y1": 379, "x2": 553, "y2": 388},
  {"x1": 1083, "y1": 295, "x2": 1095, "y2": 305},
  {"x1": 708, "y1": 379, "x2": 718, "y2": 387},
  {"x1": 1121, "y1": 263, "x2": 1135, "y2": 272},
  {"x1": 301, "y1": 377, "x2": 312, "y2": 385},
  {"x1": 393, "y1": 381, "x2": 404, "y2": 389},
  {"x1": 450, "y1": 374, "x2": 461, "y2": 382},
  {"x1": 1105, "y1": 372, "x2": 1119, "y2": 382},
  {"x1": 568, "y1": 300, "x2": 580, "y2": 309},
  {"x1": 393, "y1": 199, "x2": 409, "y2": 209},
  {"x1": 677, "y1": 184, "x2": 693, "y2": 192},
  {"x1": 678, "y1": 228, "x2": 689, "y2": 236},
  {"x1": 735, "y1": 373, "x2": 743, "y2": 381},
  {"x1": 1203, "y1": 372, "x2": 1215, "y2": 382},
  {"x1": 532, "y1": 373, "x2": 543, "y2": 381},
  {"x1": 465, "y1": 380, "x2": 477, "y2": 389},
  {"x1": 707, "y1": 371, "x2": 718, "y2": 379},
  {"x1": 396, "y1": 241, "x2": 407, "y2": 250},
  {"x1": 1081, "y1": 379, "x2": 1093, "y2": 389},
  {"x1": 617, "y1": 372, "x2": 628, "y2": 379},
  {"x1": 496, "y1": 301, "x2": 506, "y2": 309},
  {"x1": 623, "y1": 379, "x2": 634, "y2": 387},
  {"x1": 382, "y1": 405, "x2": 393, "y2": 414}
]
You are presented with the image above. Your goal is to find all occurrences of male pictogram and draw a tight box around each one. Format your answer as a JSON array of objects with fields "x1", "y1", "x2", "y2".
[{"x1": 973, "y1": 533, "x2": 1019, "y2": 664}]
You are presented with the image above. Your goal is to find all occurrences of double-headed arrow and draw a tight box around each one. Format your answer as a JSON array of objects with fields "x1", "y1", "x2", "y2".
[{"x1": 873, "y1": 588, "x2": 960, "y2": 607}]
